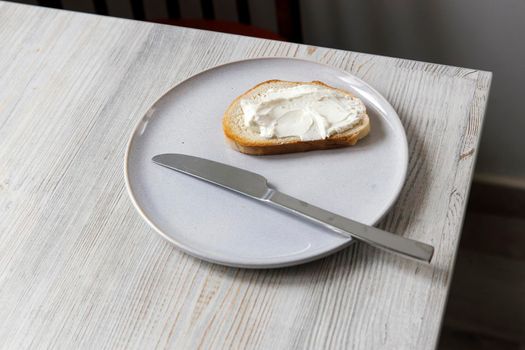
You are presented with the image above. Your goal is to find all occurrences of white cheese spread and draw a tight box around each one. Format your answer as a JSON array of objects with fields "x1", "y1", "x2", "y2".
[{"x1": 240, "y1": 84, "x2": 366, "y2": 141}]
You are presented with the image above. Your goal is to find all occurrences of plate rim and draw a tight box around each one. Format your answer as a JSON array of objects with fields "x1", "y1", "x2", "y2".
[{"x1": 124, "y1": 56, "x2": 409, "y2": 268}]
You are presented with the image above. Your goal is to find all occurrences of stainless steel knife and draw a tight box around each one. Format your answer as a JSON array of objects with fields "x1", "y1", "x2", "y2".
[{"x1": 152, "y1": 153, "x2": 434, "y2": 263}]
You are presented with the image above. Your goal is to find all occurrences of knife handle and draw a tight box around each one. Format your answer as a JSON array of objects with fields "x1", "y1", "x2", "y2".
[{"x1": 266, "y1": 190, "x2": 434, "y2": 263}]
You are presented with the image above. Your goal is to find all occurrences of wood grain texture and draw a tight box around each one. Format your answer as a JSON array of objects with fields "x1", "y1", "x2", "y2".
[{"x1": 0, "y1": 2, "x2": 492, "y2": 349}]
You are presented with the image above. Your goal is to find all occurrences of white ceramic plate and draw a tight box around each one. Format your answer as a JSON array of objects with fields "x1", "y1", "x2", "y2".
[{"x1": 125, "y1": 57, "x2": 408, "y2": 268}]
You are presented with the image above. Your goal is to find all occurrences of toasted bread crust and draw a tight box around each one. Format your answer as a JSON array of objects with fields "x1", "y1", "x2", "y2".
[{"x1": 223, "y1": 80, "x2": 370, "y2": 155}]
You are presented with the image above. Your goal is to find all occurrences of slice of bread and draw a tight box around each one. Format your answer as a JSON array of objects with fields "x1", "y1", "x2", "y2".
[{"x1": 223, "y1": 80, "x2": 370, "y2": 155}]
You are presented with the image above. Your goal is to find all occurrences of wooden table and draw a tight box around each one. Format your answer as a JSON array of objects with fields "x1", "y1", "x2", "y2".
[{"x1": 0, "y1": 2, "x2": 491, "y2": 349}]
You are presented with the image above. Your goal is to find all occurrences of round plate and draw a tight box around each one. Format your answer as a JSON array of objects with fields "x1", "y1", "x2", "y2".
[{"x1": 125, "y1": 57, "x2": 408, "y2": 268}]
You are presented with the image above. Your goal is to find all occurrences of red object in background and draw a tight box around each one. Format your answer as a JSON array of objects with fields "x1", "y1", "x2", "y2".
[
  {"x1": 153, "y1": 19, "x2": 285, "y2": 41},
  {"x1": 37, "y1": 0, "x2": 302, "y2": 42}
]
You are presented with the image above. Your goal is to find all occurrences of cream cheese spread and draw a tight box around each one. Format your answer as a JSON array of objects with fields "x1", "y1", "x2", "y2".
[{"x1": 240, "y1": 84, "x2": 366, "y2": 141}]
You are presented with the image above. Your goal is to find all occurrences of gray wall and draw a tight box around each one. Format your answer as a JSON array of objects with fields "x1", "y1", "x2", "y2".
[{"x1": 13, "y1": 0, "x2": 525, "y2": 183}]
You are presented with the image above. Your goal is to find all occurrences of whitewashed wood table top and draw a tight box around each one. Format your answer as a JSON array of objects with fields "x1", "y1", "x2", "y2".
[{"x1": 0, "y1": 2, "x2": 492, "y2": 349}]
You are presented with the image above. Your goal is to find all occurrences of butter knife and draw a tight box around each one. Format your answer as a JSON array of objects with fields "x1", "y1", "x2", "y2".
[{"x1": 152, "y1": 154, "x2": 434, "y2": 263}]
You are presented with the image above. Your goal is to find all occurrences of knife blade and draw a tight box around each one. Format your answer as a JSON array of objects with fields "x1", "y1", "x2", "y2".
[{"x1": 152, "y1": 153, "x2": 434, "y2": 263}]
